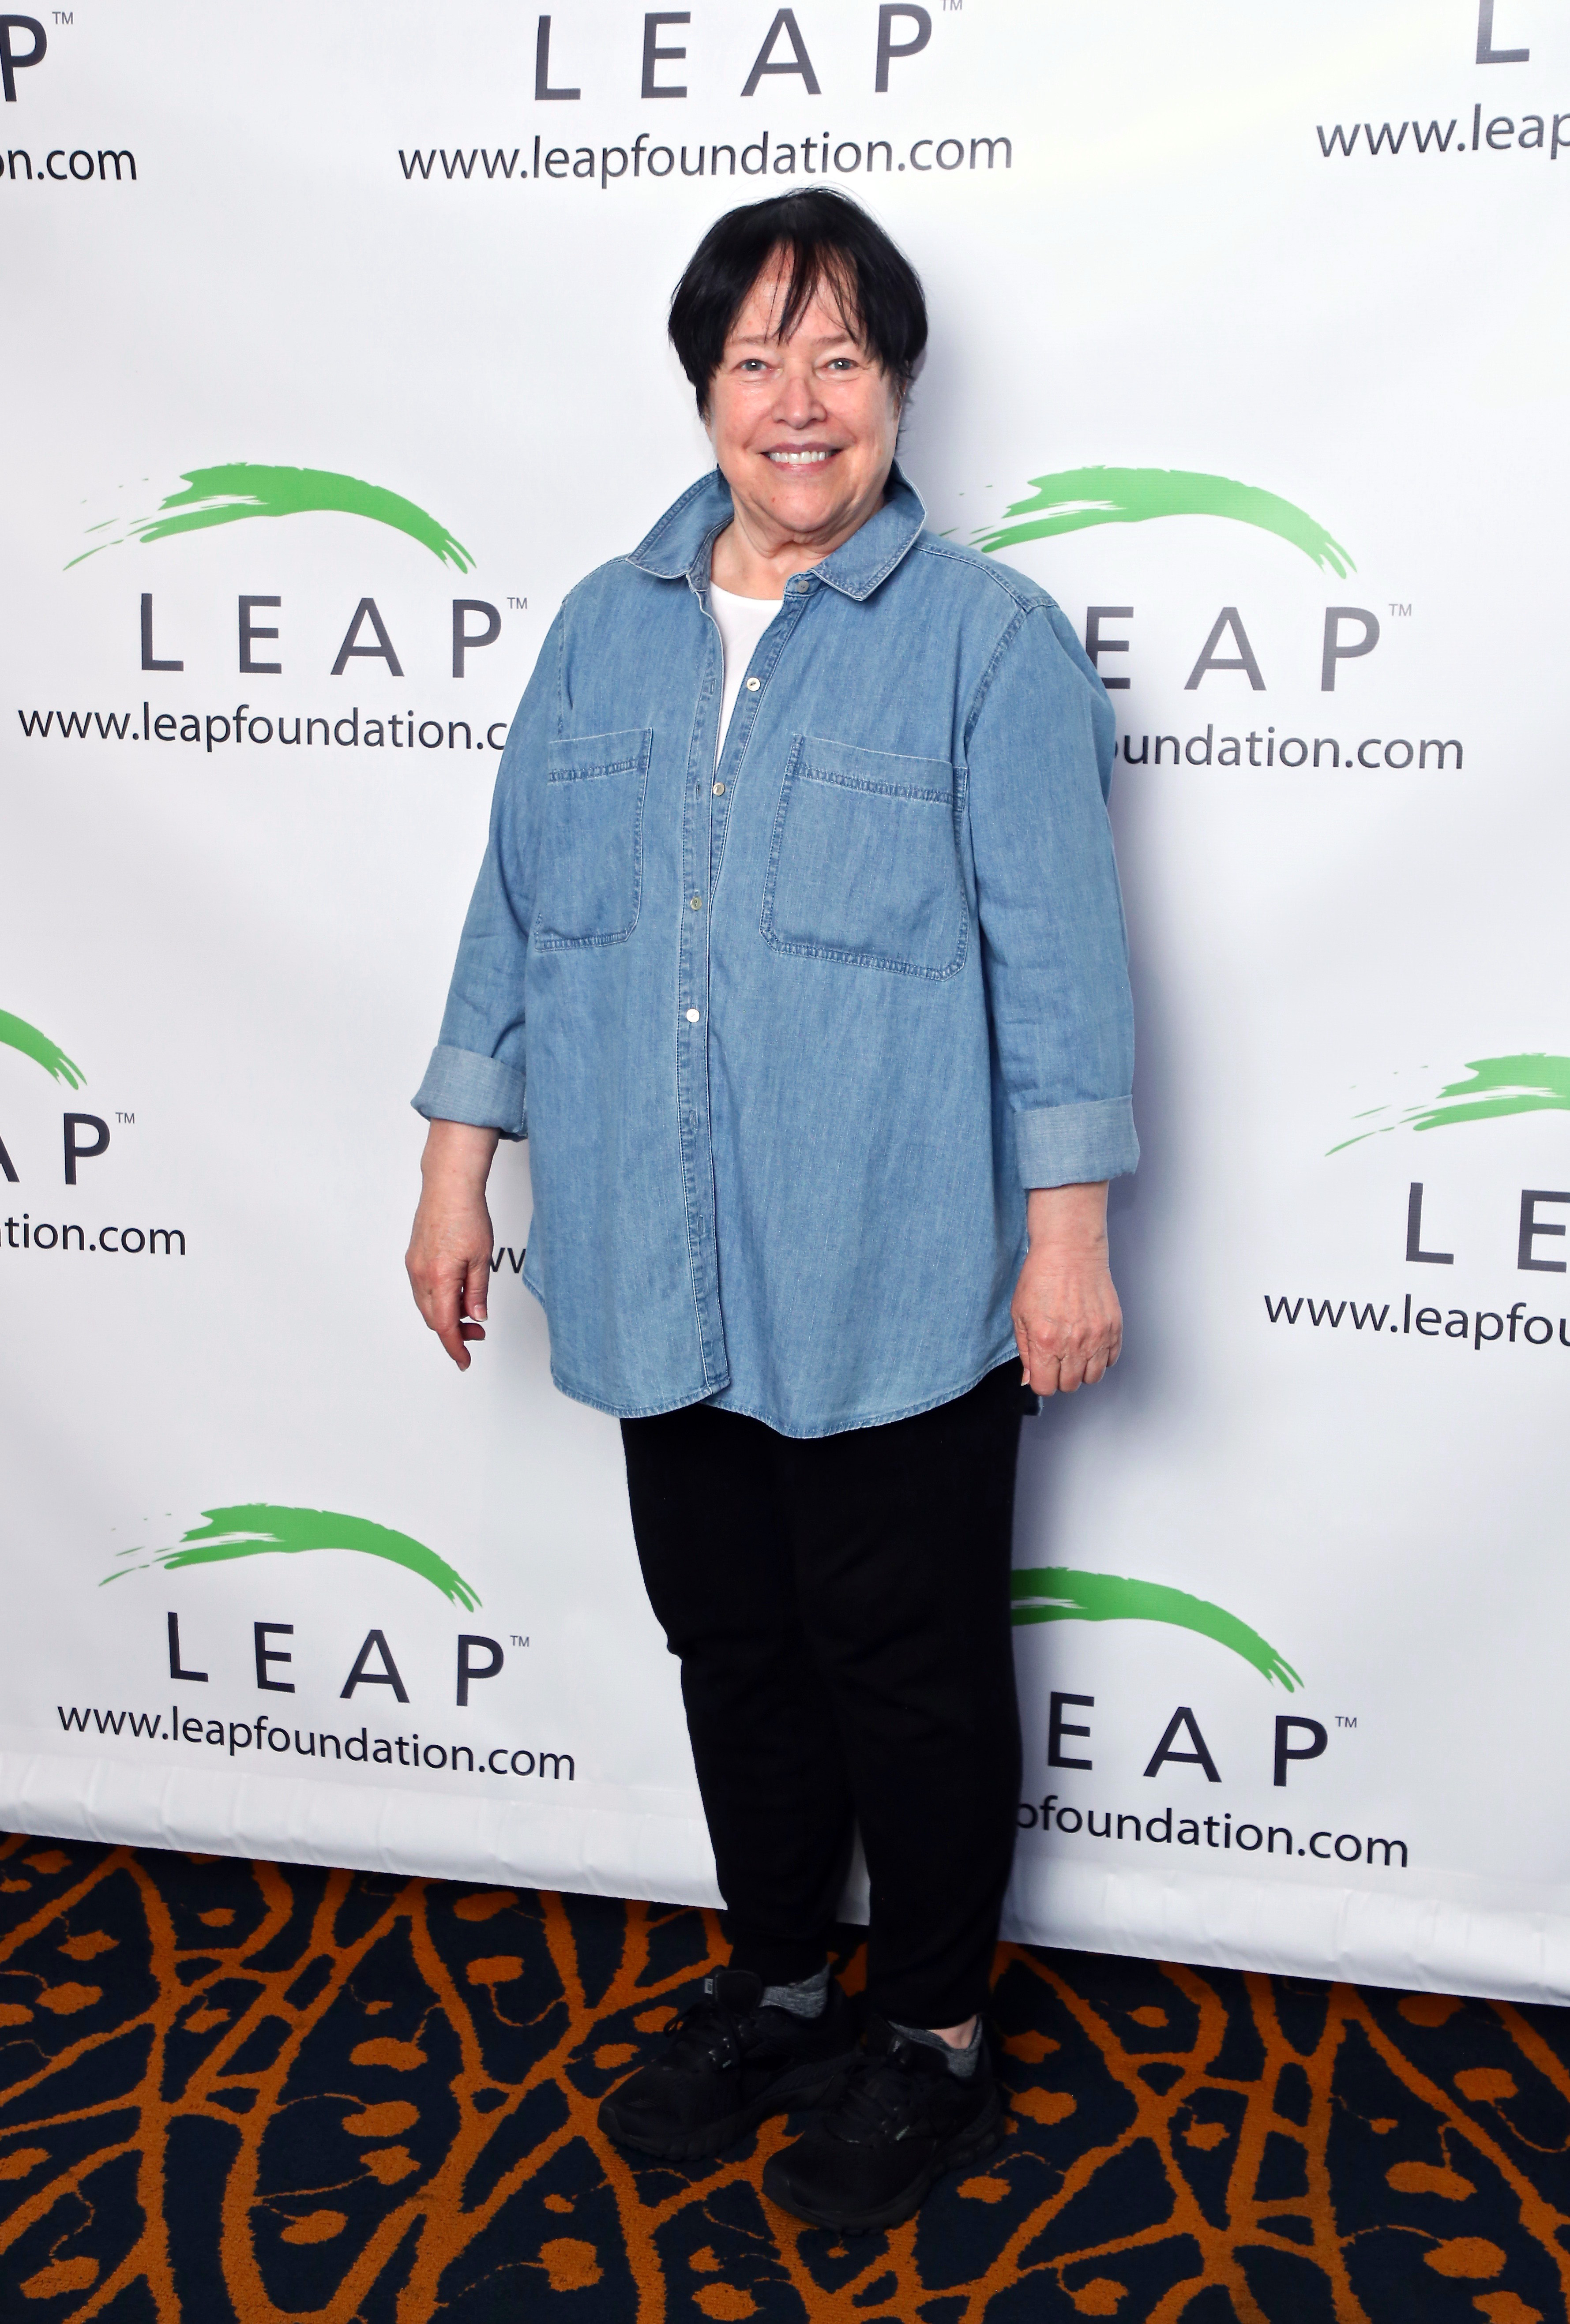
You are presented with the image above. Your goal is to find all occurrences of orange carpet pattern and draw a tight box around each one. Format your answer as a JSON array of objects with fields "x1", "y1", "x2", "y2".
[{"x1": 2, "y1": 1832, "x2": 1569, "y2": 2320}]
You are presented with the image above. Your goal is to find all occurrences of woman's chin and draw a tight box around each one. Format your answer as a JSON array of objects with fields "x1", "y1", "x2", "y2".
[{"x1": 754, "y1": 478, "x2": 856, "y2": 539}]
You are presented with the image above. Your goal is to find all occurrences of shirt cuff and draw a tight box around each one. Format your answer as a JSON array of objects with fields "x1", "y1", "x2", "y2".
[
  {"x1": 411, "y1": 1045, "x2": 527, "y2": 1140},
  {"x1": 1014, "y1": 1097, "x2": 1138, "y2": 1187}
]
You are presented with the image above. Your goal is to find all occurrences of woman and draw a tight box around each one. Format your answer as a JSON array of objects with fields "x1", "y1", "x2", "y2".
[{"x1": 406, "y1": 187, "x2": 1135, "y2": 2234}]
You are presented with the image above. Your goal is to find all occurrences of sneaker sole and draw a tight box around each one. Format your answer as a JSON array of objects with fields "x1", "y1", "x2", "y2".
[
  {"x1": 598, "y1": 2049, "x2": 860, "y2": 2163},
  {"x1": 760, "y1": 2092, "x2": 1006, "y2": 2234}
]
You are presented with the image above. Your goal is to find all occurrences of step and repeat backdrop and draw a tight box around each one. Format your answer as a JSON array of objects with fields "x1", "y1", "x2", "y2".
[{"x1": 4, "y1": 0, "x2": 1568, "y2": 2002}]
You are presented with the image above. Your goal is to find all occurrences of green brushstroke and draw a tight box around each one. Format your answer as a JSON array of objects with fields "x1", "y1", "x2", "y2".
[
  {"x1": 69, "y1": 464, "x2": 473, "y2": 572},
  {"x1": 106, "y1": 1503, "x2": 480, "y2": 1610},
  {"x1": 1010, "y1": 1567, "x2": 1302, "y2": 1691},
  {"x1": 0, "y1": 1010, "x2": 85, "y2": 1089},
  {"x1": 974, "y1": 467, "x2": 1353, "y2": 577},
  {"x1": 1330, "y1": 1053, "x2": 1570, "y2": 1151},
  {"x1": 1410, "y1": 1053, "x2": 1570, "y2": 1131}
]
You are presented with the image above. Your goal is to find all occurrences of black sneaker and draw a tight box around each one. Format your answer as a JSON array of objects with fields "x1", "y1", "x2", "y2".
[
  {"x1": 761, "y1": 2015, "x2": 1005, "y2": 2232},
  {"x1": 597, "y1": 1968, "x2": 859, "y2": 2163}
]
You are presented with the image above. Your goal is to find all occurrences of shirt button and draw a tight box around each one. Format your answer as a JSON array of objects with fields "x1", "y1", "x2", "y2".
[
  {"x1": 796, "y1": 577, "x2": 809, "y2": 593},
  {"x1": 685, "y1": 1008, "x2": 700, "y2": 1023},
  {"x1": 712, "y1": 780, "x2": 725, "y2": 795},
  {"x1": 745, "y1": 676, "x2": 761, "y2": 692},
  {"x1": 690, "y1": 895, "x2": 702, "y2": 909}
]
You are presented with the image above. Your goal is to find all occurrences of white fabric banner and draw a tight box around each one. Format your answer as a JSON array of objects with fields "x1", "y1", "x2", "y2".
[{"x1": 4, "y1": 0, "x2": 1568, "y2": 2003}]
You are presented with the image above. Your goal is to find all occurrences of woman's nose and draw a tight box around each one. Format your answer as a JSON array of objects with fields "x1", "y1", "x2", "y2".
[{"x1": 773, "y1": 369, "x2": 824, "y2": 425}]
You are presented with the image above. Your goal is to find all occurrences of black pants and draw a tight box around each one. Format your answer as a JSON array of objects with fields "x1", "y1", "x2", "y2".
[{"x1": 620, "y1": 1363, "x2": 1025, "y2": 2028}]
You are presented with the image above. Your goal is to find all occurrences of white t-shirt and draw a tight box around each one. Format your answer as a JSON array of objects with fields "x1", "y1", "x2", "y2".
[{"x1": 710, "y1": 582, "x2": 783, "y2": 758}]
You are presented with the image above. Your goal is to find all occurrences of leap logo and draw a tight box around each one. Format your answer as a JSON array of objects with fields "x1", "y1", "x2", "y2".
[
  {"x1": 61, "y1": 463, "x2": 505, "y2": 691},
  {"x1": 107, "y1": 1503, "x2": 518, "y2": 1714},
  {"x1": 976, "y1": 466, "x2": 1384, "y2": 701},
  {"x1": 62, "y1": 1505, "x2": 570, "y2": 1771},
  {"x1": 464, "y1": 5, "x2": 935, "y2": 106},
  {"x1": 0, "y1": 14, "x2": 45, "y2": 103},
  {"x1": 1008, "y1": 1574, "x2": 1376, "y2": 1858}
]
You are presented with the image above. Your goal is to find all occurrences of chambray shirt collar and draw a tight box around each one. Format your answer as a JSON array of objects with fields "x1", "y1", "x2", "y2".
[{"x1": 626, "y1": 463, "x2": 928, "y2": 602}]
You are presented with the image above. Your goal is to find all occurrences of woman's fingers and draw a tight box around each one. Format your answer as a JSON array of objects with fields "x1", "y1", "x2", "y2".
[
  {"x1": 460, "y1": 1252, "x2": 491, "y2": 1344},
  {"x1": 1025, "y1": 1324, "x2": 1066, "y2": 1394},
  {"x1": 431, "y1": 1270, "x2": 472, "y2": 1368},
  {"x1": 1020, "y1": 1316, "x2": 1119, "y2": 1395}
]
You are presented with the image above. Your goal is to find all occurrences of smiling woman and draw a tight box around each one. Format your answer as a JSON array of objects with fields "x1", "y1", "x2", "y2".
[
  {"x1": 405, "y1": 186, "x2": 1138, "y2": 2236},
  {"x1": 667, "y1": 194, "x2": 926, "y2": 599}
]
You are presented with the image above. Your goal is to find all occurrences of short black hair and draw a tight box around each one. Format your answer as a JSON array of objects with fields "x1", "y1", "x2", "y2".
[{"x1": 668, "y1": 187, "x2": 927, "y2": 415}]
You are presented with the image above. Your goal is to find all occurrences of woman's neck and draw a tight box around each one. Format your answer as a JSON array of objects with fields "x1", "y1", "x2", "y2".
[
  {"x1": 710, "y1": 475, "x2": 892, "y2": 599},
  {"x1": 710, "y1": 520, "x2": 806, "y2": 599}
]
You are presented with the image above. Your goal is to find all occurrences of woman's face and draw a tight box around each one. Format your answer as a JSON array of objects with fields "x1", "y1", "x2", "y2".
[{"x1": 705, "y1": 256, "x2": 901, "y2": 561}]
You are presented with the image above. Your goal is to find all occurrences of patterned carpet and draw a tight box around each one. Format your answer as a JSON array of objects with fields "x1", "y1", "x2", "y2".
[{"x1": 2, "y1": 1834, "x2": 1568, "y2": 2320}]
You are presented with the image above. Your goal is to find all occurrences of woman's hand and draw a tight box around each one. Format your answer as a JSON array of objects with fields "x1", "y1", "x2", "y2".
[
  {"x1": 1011, "y1": 1182, "x2": 1123, "y2": 1395},
  {"x1": 406, "y1": 1120, "x2": 501, "y2": 1370}
]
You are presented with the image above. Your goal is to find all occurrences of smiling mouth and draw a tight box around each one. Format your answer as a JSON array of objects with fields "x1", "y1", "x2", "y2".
[{"x1": 765, "y1": 448, "x2": 837, "y2": 467}]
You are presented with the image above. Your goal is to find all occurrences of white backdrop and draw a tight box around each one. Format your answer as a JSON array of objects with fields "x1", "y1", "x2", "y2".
[{"x1": 4, "y1": 0, "x2": 1569, "y2": 2002}]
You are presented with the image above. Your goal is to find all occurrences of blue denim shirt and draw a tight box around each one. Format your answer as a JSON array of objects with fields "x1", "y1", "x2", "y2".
[{"x1": 414, "y1": 465, "x2": 1137, "y2": 1436}]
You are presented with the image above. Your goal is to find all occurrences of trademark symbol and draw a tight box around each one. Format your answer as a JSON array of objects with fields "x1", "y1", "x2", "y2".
[
  {"x1": 507, "y1": 596, "x2": 528, "y2": 611},
  {"x1": 1335, "y1": 1714, "x2": 1358, "y2": 1728},
  {"x1": 115, "y1": 1111, "x2": 135, "y2": 1125},
  {"x1": 1388, "y1": 603, "x2": 1412, "y2": 618},
  {"x1": 510, "y1": 1633, "x2": 530, "y2": 1647},
  {"x1": 53, "y1": 9, "x2": 73, "y2": 22}
]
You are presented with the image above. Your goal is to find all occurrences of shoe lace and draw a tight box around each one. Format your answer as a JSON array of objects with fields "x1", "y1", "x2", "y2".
[
  {"x1": 662, "y1": 1986, "x2": 769, "y2": 2075},
  {"x1": 830, "y1": 2044, "x2": 927, "y2": 2143}
]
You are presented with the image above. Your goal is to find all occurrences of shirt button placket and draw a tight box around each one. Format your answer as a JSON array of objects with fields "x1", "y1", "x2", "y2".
[{"x1": 681, "y1": 773, "x2": 717, "y2": 1366}]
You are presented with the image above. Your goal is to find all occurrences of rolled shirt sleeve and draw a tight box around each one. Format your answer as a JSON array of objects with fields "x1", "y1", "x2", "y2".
[
  {"x1": 964, "y1": 600, "x2": 1138, "y2": 1187},
  {"x1": 411, "y1": 613, "x2": 561, "y2": 1139},
  {"x1": 411, "y1": 1043, "x2": 527, "y2": 1139}
]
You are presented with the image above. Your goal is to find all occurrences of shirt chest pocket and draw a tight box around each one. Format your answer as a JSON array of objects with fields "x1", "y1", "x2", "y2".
[
  {"x1": 760, "y1": 735, "x2": 968, "y2": 980},
  {"x1": 536, "y1": 727, "x2": 653, "y2": 948}
]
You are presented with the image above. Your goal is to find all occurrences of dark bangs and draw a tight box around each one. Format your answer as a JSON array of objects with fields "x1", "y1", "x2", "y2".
[{"x1": 668, "y1": 187, "x2": 927, "y2": 413}]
